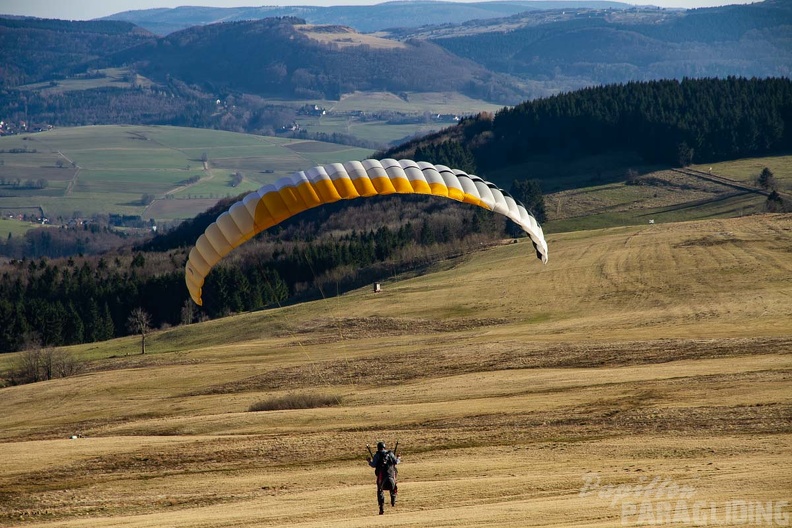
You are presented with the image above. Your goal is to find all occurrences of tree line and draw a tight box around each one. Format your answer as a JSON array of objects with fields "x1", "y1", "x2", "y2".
[
  {"x1": 0, "y1": 86, "x2": 377, "y2": 148},
  {"x1": 485, "y1": 77, "x2": 792, "y2": 168},
  {"x1": 387, "y1": 77, "x2": 792, "y2": 186},
  {"x1": 0, "y1": 194, "x2": 511, "y2": 354}
]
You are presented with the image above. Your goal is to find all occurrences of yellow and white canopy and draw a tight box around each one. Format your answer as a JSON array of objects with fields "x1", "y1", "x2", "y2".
[{"x1": 185, "y1": 158, "x2": 548, "y2": 305}]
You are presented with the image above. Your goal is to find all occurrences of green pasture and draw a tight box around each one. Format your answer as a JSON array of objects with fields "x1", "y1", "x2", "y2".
[
  {"x1": 0, "y1": 126, "x2": 375, "y2": 226},
  {"x1": 0, "y1": 149, "x2": 64, "y2": 170},
  {"x1": 266, "y1": 90, "x2": 501, "y2": 115},
  {"x1": 548, "y1": 192, "x2": 764, "y2": 232},
  {"x1": 68, "y1": 148, "x2": 190, "y2": 169},
  {"x1": 0, "y1": 187, "x2": 65, "y2": 201},
  {"x1": 3, "y1": 125, "x2": 787, "y2": 233},
  {"x1": 173, "y1": 179, "x2": 259, "y2": 200},
  {"x1": 276, "y1": 90, "x2": 500, "y2": 147},
  {"x1": 145, "y1": 198, "x2": 223, "y2": 221},
  {"x1": 0, "y1": 217, "x2": 44, "y2": 238},
  {"x1": 284, "y1": 144, "x2": 373, "y2": 166},
  {"x1": 49, "y1": 194, "x2": 148, "y2": 218},
  {"x1": 295, "y1": 113, "x2": 446, "y2": 148},
  {"x1": 692, "y1": 155, "x2": 792, "y2": 190},
  {"x1": 143, "y1": 126, "x2": 293, "y2": 150},
  {"x1": 0, "y1": 167, "x2": 73, "y2": 185},
  {"x1": 22, "y1": 126, "x2": 160, "y2": 151},
  {"x1": 183, "y1": 145, "x2": 284, "y2": 162},
  {"x1": 76, "y1": 169, "x2": 188, "y2": 194},
  {"x1": 18, "y1": 68, "x2": 153, "y2": 94},
  {"x1": 328, "y1": 91, "x2": 502, "y2": 115},
  {"x1": 347, "y1": 121, "x2": 442, "y2": 146}
]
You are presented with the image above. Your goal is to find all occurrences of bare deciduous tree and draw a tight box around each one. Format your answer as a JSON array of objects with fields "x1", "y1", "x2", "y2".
[
  {"x1": 7, "y1": 343, "x2": 81, "y2": 385},
  {"x1": 127, "y1": 308, "x2": 152, "y2": 355},
  {"x1": 180, "y1": 299, "x2": 195, "y2": 326}
]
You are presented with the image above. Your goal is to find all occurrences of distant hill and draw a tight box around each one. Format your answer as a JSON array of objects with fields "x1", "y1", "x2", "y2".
[
  {"x1": 401, "y1": 0, "x2": 792, "y2": 90},
  {"x1": 100, "y1": 1, "x2": 631, "y2": 35},
  {"x1": 102, "y1": 17, "x2": 529, "y2": 103},
  {"x1": 1, "y1": 2, "x2": 789, "y2": 150},
  {"x1": 0, "y1": 17, "x2": 154, "y2": 87}
]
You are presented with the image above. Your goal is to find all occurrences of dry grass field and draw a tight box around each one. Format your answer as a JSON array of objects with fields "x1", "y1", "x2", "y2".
[
  {"x1": 297, "y1": 25, "x2": 407, "y2": 50},
  {"x1": 1, "y1": 214, "x2": 791, "y2": 527}
]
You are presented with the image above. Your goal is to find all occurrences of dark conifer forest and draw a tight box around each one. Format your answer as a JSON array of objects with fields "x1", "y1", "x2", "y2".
[
  {"x1": 0, "y1": 194, "x2": 507, "y2": 353},
  {"x1": 386, "y1": 77, "x2": 792, "y2": 178}
]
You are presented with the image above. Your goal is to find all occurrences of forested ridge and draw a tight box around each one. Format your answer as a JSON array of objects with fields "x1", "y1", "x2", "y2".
[
  {"x1": 1, "y1": 82, "x2": 218, "y2": 129},
  {"x1": 0, "y1": 194, "x2": 509, "y2": 354},
  {"x1": 104, "y1": 17, "x2": 525, "y2": 103},
  {"x1": 385, "y1": 77, "x2": 792, "y2": 183},
  {"x1": 427, "y1": 0, "x2": 791, "y2": 88},
  {"x1": 0, "y1": 15, "x2": 524, "y2": 139},
  {"x1": 0, "y1": 18, "x2": 154, "y2": 88}
]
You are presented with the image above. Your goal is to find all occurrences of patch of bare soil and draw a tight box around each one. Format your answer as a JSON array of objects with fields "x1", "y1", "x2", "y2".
[
  {"x1": 410, "y1": 404, "x2": 792, "y2": 442},
  {"x1": 82, "y1": 352, "x2": 203, "y2": 374},
  {"x1": 673, "y1": 232, "x2": 744, "y2": 248},
  {"x1": 189, "y1": 336, "x2": 792, "y2": 395},
  {"x1": 278, "y1": 316, "x2": 510, "y2": 346}
]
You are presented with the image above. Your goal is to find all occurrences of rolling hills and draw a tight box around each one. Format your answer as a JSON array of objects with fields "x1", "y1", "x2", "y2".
[
  {"x1": 0, "y1": 17, "x2": 154, "y2": 88},
  {"x1": 398, "y1": 0, "x2": 792, "y2": 90},
  {"x1": 2, "y1": 122, "x2": 788, "y2": 245},
  {"x1": 0, "y1": 212, "x2": 790, "y2": 526},
  {"x1": 2, "y1": 2, "x2": 789, "y2": 148},
  {"x1": 102, "y1": 17, "x2": 527, "y2": 104},
  {"x1": 100, "y1": 1, "x2": 632, "y2": 35},
  {"x1": 97, "y1": 0, "x2": 792, "y2": 98}
]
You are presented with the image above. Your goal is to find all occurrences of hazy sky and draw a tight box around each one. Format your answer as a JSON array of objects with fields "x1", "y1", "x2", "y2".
[{"x1": 0, "y1": 0, "x2": 761, "y2": 21}]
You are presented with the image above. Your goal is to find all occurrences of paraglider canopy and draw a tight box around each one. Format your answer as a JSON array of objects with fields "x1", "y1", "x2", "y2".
[{"x1": 185, "y1": 158, "x2": 548, "y2": 306}]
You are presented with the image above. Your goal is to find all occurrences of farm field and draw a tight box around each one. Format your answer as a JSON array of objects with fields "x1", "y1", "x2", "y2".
[
  {"x1": 275, "y1": 90, "x2": 502, "y2": 147},
  {"x1": 0, "y1": 217, "x2": 44, "y2": 237},
  {"x1": 17, "y1": 68, "x2": 155, "y2": 94},
  {"x1": 1, "y1": 213, "x2": 790, "y2": 527},
  {"x1": 692, "y1": 156, "x2": 792, "y2": 190},
  {"x1": 0, "y1": 126, "x2": 374, "y2": 224},
  {"x1": 543, "y1": 155, "x2": 791, "y2": 233}
]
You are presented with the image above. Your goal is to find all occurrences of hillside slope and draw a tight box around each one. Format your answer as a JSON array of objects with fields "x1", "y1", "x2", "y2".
[
  {"x1": 384, "y1": 77, "x2": 792, "y2": 192},
  {"x1": 0, "y1": 18, "x2": 154, "y2": 87},
  {"x1": 0, "y1": 213, "x2": 790, "y2": 526},
  {"x1": 410, "y1": 0, "x2": 792, "y2": 90},
  {"x1": 103, "y1": 17, "x2": 527, "y2": 103}
]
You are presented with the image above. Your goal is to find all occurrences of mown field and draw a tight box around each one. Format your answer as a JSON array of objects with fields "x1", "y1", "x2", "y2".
[
  {"x1": 0, "y1": 126, "x2": 374, "y2": 224},
  {"x1": 544, "y1": 155, "x2": 791, "y2": 233},
  {"x1": 1, "y1": 213, "x2": 790, "y2": 527}
]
